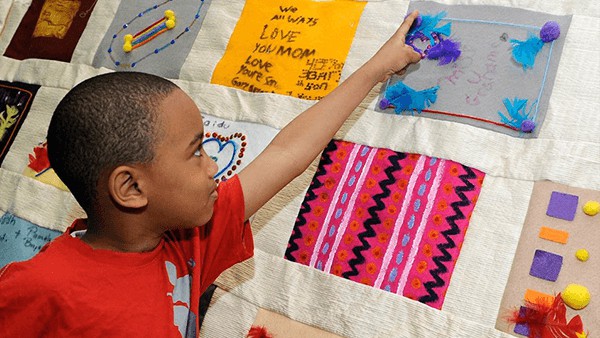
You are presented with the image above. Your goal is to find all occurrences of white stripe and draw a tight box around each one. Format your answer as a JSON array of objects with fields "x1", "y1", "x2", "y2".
[
  {"x1": 373, "y1": 155, "x2": 426, "y2": 289},
  {"x1": 396, "y1": 159, "x2": 446, "y2": 295},
  {"x1": 309, "y1": 144, "x2": 361, "y2": 268},
  {"x1": 324, "y1": 147, "x2": 377, "y2": 273}
]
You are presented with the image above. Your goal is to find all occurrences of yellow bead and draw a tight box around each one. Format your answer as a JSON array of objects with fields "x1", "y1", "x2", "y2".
[
  {"x1": 561, "y1": 284, "x2": 590, "y2": 310},
  {"x1": 164, "y1": 10, "x2": 175, "y2": 18},
  {"x1": 123, "y1": 34, "x2": 133, "y2": 53},
  {"x1": 576, "y1": 249, "x2": 589, "y2": 262},
  {"x1": 582, "y1": 200, "x2": 599, "y2": 216},
  {"x1": 166, "y1": 19, "x2": 176, "y2": 29}
]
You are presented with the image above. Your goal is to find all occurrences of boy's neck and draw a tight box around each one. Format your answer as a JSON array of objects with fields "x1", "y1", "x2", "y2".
[{"x1": 80, "y1": 216, "x2": 163, "y2": 253}]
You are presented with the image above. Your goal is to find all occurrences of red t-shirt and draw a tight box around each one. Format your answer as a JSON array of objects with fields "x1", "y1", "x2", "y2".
[{"x1": 0, "y1": 175, "x2": 253, "y2": 337}]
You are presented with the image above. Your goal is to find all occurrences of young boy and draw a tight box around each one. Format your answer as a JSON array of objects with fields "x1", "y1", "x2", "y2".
[{"x1": 0, "y1": 12, "x2": 421, "y2": 337}]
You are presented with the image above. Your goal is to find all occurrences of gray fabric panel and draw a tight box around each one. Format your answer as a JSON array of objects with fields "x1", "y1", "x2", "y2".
[
  {"x1": 377, "y1": 1, "x2": 572, "y2": 138},
  {"x1": 92, "y1": 0, "x2": 212, "y2": 78}
]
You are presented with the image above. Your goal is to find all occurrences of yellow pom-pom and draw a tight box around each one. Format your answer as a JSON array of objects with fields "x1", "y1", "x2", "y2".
[
  {"x1": 576, "y1": 249, "x2": 589, "y2": 262},
  {"x1": 582, "y1": 200, "x2": 599, "y2": 216},
  {"x1": 561, "y1": 284, "x2": 590, "y2": 310},
  {"x1": 164, "y1": 10, "x2": 175, "y2": 19},
  {"x1": 166, "y1": 19, "x2": 176, "y2": 29}
]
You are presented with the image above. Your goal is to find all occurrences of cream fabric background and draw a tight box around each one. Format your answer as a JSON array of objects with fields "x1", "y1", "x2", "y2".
[{"x1": 0, "y1": 0, "x2": 598, "y2": 337}]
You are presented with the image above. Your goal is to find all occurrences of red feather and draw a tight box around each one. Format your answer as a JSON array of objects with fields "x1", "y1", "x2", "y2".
[
  {"x1": 508, "y1": 293, "x2": 585, "y2": 338},
  {"x1": 247, "y1": 325, "x2": 274, "y2": 338},
  {"x1": 27, "y1": 142, "x2": 50, "y2": 173}
]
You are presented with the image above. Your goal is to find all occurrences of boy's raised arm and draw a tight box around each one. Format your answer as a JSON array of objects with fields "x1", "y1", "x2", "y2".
[{"x1": 239, "y1": 11, "x2": 421, "y2": 220}]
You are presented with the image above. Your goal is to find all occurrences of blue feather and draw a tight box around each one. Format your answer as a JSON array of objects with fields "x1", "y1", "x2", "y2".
[
  {"x1": 384, "y1": 82, "x2": 439, "y2": 114},
  {"x1": 497, "y1": 97, "x2": 536, "y2": 132},
  {"x1": 510, "y1": 33, "x2": 544, "y2": 70},
  {"x1": 408, "y1": 12, "x2": 451, "y2": 46}
]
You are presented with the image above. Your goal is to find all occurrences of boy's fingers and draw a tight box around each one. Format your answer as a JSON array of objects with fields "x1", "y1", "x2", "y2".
[
  {"x1": 396, "y1": 11, "x2": 419, "y2": 39},
  {"x1": 408, "y1": 49, "x2": 422, "y2": 63}
]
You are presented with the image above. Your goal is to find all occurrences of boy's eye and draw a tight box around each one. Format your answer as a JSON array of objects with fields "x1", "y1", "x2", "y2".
[{"x1": 194, "y1": 146, "x2": 203, "y2": 157}]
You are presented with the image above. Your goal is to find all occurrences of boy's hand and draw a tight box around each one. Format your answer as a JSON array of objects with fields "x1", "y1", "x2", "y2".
[{"x1": 367, "y1": 11, "x2": 422, "y2": 83}]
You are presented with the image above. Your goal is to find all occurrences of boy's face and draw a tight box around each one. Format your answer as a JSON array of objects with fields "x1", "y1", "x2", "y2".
[{"x1": 144, "y1": 88, "x2": 219, "y2": 229}]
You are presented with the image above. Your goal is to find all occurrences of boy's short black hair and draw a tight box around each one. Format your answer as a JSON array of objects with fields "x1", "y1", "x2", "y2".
[{"x1": 47, "y1": 72, "x2": 178, "y2": 213}]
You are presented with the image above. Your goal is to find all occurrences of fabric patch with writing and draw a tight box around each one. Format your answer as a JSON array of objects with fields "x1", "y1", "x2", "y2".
[
  {"x1": 0, "y1": 212, "x2": 61, "y2": 267},
  {"x1": 211, "y1": 0, "x2": 365, "y2": 100},
  {"x1": 201, "y1": 114, "x2": 278, "y2": 182},
  {"x1": 377, "y1": 2, "x2": 571, "y2": 138},
  {"x1": 285, "y1": 140, "x2": 485, "y2": 309},
  {"x1": 92, "y1": 0, "x2": 212, "y2": 78},
  {"x1": 0, "y1": 81, "x2": 40, "y2": 166},
  {"x1": 4, "y1": 0, "x2": 98, "y2": 62}
]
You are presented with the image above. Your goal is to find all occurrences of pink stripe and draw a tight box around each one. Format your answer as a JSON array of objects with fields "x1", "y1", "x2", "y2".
[
  {"x1": 396, "y1": 159, "x2": 446, "y2": 294},
  {"x1": 309, "y1": 144, "x2": 361, "y2": 268},
  {"x1": 324, "y1": 147, "x2": 377, "y2": 273},
  {"x1": 373, "y1": 155, "x2": 426, "y2": 289}
]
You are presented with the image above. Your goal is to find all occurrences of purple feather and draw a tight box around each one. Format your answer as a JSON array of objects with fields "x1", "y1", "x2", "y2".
[{"x1": 426, "y1": 38, "x2": 461, "y2": 65}]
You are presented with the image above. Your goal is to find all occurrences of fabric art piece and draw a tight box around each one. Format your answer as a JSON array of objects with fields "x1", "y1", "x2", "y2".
[
  {"x1": 211, "y1": 0, "x2": 365, "y2": 100},
  {"x1": 0, "y1": 81, "x2": 40, "y2": 166},
  {"x1": 0, "y1": 212, "x2": 62, "y2": 267},
  {"x1": 4, "y1": 0, "x2": 98, "y2": 62},
  {"x1": 285, "y1": 140, "x2": 485, "y2": 309},
  {"x1": 92, "y1": 0, "x2": 212, "y2": 78},
  {"x1": 497, "y1": 181, "x2": 600, "y2": 336},
  {"x1": 376, "y1": 1, "x2": 571, "y2": 138}
]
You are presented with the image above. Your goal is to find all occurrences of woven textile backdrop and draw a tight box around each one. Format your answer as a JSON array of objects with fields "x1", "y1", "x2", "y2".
[{"x1": 0, "y1": 0, "x2": 599, "y2": 337}]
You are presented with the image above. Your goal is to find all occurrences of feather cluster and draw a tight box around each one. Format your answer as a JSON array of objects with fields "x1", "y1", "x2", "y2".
[
  {"x1": 27, "y1": 142, "x2": 50, "y2": 173},
  {"x1": 407, "y1": 12, "x2": 451, "y2": 46},
  {"x1": 497, "y1": 97, "x2": 536, "y2": 132},
  {"x1": 246, "y1": 326, "x2": 274, "y2": 338},
  {"x1": 406, "y1": 12, "x2": 461, "y2": 65},
  {"x1": 426, "y1": 38, "x2": 462, "y2": 65},
  {"x1": 511, "y1": 33, "x2": 544, "y2": 70},
  {"x1": 383, "y1": 81, "x2": 439, "y2": 114},
  {"x1": 507, "y1": 293, "x2": 586, "y2": 338}
]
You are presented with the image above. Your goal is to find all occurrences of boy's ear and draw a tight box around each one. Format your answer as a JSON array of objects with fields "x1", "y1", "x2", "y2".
[{"x1": 108, "y1": 166, "x2": 148, "y2": 209}]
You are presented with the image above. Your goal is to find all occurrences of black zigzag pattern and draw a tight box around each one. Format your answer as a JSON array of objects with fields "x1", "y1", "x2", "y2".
[
  {"x1": 342, "y1": 151, "x2": 406, "y2": 279},
  {"x1": 285, "y1": 140, "x2": 338, "y2": 261},
  {"x1": 419, "y1": 165, "x2": 477, "y2": 304}
]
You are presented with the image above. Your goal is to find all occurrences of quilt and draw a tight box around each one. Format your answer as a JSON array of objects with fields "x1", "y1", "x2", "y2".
[{"x1": 0, "y1": 0, "x2": 599, "y2": 337}]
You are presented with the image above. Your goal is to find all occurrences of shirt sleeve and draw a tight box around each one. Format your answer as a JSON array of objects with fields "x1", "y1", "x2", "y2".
[
  {"x1": 0, "y1": 263, "x2": 60, "y2": 336},
  {"x1": 196, "y1": 175, "x2": 254, "y2": 291}
]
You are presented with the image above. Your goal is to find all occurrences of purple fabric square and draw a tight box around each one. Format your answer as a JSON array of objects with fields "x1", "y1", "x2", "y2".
[
  {"x1": 529, "y1": 249, "x2": 563, "y2": 281},
  {"x1": 546, "y1": 191, "x2": 579, "y2": 221},
  {"x1": 514, "y1": 324, "x2": 530, "y2": 336},
  {"x1": 513, "y1": 306, "x2": 530, "y2": 336}
]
